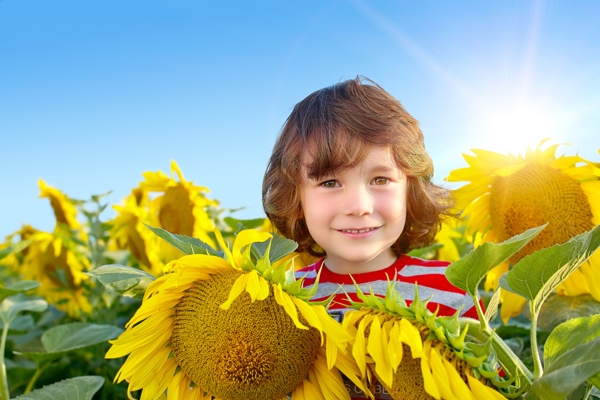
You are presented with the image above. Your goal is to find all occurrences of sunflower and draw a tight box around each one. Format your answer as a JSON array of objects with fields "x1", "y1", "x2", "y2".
[
  {"x1": 19, "y1": 231, "x2": 91, "y2": 317},
  {"x1": 141, "y1": 161, "x2": 218, "y2": 249},
  {"x1": 1, "y1": 225, "x2": 38, "y2": 272},
  {"x1": 38, "y1": 179, "x2": 81, "y2": 230},
  {"x1": 343, "y1": 282, "x2": 509, "y2": 400},
  {"x1": 447, "y1": 141, "x2": 600, "y2": 322},
  {"x1": 106, "y1": 228, "x2": 369, "y2": 400},
  {"x1": 110, "y1": 188, "x2": 165, "y2": 275}
]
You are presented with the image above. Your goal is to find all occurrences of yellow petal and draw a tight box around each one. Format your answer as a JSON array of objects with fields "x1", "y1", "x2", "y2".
[
  {"x1": 467, "y1": 374, "x2": 507, "y2": 400},
  {"x1": 232, "y1": 230, "x2": 272, "y2": 261},
  {"x1": 214, "y1": 228, "x2": 234, "y2": 266},
  {"x1": 421, "y1": 342, "x2": 441, "y2": 399},
  {"x1": 429, "y1": 347, "x2": 459, "y2": 400},
  {"x1": 220, "y1": 272, "x2": 249, "y2": 309},
  {"x1": 292, "y1": 297, "x2": 324, "y2": 342},
  {"x1": 399, "y1": 318, "x2": 423, "y2": 358},
  {"x1": 500, "y1": 289, "x2": 527, "y2": 324},
  {"x1": 367, "y1": 316, "x2": 393, "y2": 387},
  {"x1": 273, "y1": 284, "x2": 308, "y2": 330},
  {"x1": 388, "y1": 321, "x2": 403, "y2": 372},
  {"x1": 352, "y1": 318, "x2": 368, "y2": 378},
  {"x1": 313, "y1": 304, "x2": 354, "y2": 344},
  {"x1": 313, "y1": 351, "x2": 350, "y2": 400},
  {"x1": 245, "y1": 270, "x2": 261, "y2": 302},
  {"x1": 442, "y1": 357, "x2": 475, "y2": 400},
  {"x1": 292, "y1": 379, "x2": 324, "y2": 400}
]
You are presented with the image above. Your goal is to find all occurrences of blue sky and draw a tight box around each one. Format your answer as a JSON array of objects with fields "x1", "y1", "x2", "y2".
[{"x1": 2, "y1": 0, "x2": 599, "y2": 238}]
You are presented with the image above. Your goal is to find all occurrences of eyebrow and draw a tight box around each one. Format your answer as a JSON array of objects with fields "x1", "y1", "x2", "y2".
[{"x1": 366, "y1": 165, "x2": 400, "y2": 175}]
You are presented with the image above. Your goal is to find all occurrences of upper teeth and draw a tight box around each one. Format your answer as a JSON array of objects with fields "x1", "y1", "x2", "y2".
[{"x1": 341, "y1": 228, "x2": 375, "y2": 233}]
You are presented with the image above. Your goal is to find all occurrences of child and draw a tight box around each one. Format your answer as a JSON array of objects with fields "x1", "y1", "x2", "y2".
[{"x1": 262, "y1": 77, "x2": 478, "y2": 398}]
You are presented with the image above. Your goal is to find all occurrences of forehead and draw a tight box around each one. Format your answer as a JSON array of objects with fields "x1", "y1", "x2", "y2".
[{"x1": 301, "y1": 144, "x2": 401, "y2": 179}]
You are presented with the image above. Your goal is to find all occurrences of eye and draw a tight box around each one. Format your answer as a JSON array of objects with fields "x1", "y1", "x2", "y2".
[
  {"x1": 373, "y1": 177, "x2": 389, "y2": 185},
  {"x1": 320, "y1": 180, "x2": 339, "y2": 188}
]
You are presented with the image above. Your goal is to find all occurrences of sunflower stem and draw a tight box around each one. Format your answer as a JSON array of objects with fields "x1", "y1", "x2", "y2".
[
  {"x1": 461, "y1": 318, "x2": 533, "y2": 386},
  {"x1": 24, "y1": 366, "x2": 44, "y2": 394},
  {"x1": 0, "y1": 322, "x2": 10, "y2": 400},
  {"x1": 529, "y1": 303, "x2": 543, "y2": 379}
]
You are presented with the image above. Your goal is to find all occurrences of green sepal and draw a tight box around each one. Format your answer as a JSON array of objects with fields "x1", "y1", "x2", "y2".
[
  {"x1": 283, "y1": 277, "x2": 304, "y2": 296},
  {"x1": 488, "y1": 371, "x2": 518, "y2": 389},
  {"x1": 297, "y1": 265, "x2": 323, "y2": 301},
  {"x1": 268, "y1": 257, "x2": 290, "y2": 284},
  {"x1": 447, "y1": 320, "x2": 469, "y2": 351},
  {"x1": 254, "y1": 240, "x2": 272, "y2": 274},
  {"x1": 462, "y1": 352, "x2": 488, "y2": 368},
  {"x1": 309, "y1": 291, "x2": 338, "y2": 308},
  {"x1": 284, "y1": 262, "x2": 297, "y2": 286},
  {"x1": 465, "y1": 337, "x2": 493, "y2": 358},
  {"x1": 238, "y1": 244, "x2": 256, "y2": 272},
  {"x1": 425, "y1": 314, "x2": 448, "y2": 344},
  {"x1": 436, "y1": 311, "x2": 460, "y2": 337},
  {"x1": 407, "y1": 286, "x2": 432, "y2": 325}
]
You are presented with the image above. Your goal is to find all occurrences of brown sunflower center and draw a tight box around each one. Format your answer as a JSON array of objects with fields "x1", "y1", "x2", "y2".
[
  {"x1": 126, "y1": 230, "x2": 151, "y2": 268},
  {"x1": 49, "y1": 195, "x2": 70, "y2": 227},
  {"x1": 159, "y1": 185, "x2": 195, "y2": 236},
  {"x1": 171, "y1": 270, "x2": 321, "y2": 400},
  {"x1": 41, "y1": 245, "x2": 75, "y2": 288},
  {"x1": 489, "y1": 163, "x2": 594, "y2": 263}
]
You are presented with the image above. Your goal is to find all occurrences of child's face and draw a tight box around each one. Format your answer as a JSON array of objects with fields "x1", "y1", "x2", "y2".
[{"x1": 299, "y1": 146, "x2": 408, "y2": 274}]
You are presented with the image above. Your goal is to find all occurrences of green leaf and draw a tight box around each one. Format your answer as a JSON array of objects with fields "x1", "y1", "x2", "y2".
[
  {"x1": 0, "y1": 239, "x2": 32, "y2": 261},
  {"x1": 535, "y1": 293, "x2": 600, "y2": 332},
  {"x1": 13, "y1": 375, "x2": 104, "y2": 400},
  {"x1": 86, "y1": 264, "x2": 155, "y2": 299},
  {"x1": 0, "y1": 294, "x2": 47, "y2": 324},
  {"x1": 0, "y1": 314, "x2": 34, "y2": 332},
  {"x1": 446, "y1": 225, "x2": 545, "y2": 296},
  {"x1": 545, "y1": 314, "x2": 600, "y2": 366},
  {"x1": 252, "y1": 233, "x2": 298, "y2": 264},
  {"x1": 0, "y1": 281, "x2": 41, "y2": 304},
  {"x1": 145, "y1": 223, "x2": 222, "y2": 257},
  {"x1": 525, "y1": 338, "x2": 600, "y2": 400},
  {"x1": 224, "y1": 217, "x2": 266, "y2": 231},
  {"x1": 407, "y1": 243, "x2": 443, "y2": 259},
  {"x1": 500, "y1": 225, "x2": 600, "y2": 315},
  {"x1": 41, "y1": 322, "x2": 123, "y2": 352},
  {"x1": 16, "y1": 323, "x2": 123, "y2": 368}
]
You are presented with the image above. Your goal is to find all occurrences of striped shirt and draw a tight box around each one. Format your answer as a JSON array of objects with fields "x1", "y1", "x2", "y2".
[{"x1": 295, "y1": 255, "x2": 479, "y2": 321}]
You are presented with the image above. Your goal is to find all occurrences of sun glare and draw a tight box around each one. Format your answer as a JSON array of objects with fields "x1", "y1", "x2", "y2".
[{"x1": 475, "y1": 103, "x2": 557, "y2": 156}]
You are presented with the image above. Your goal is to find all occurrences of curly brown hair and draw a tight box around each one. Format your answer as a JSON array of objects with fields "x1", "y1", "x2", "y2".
[{"x1": 262, "y1": 76, "x2": 455, "y2": 257}]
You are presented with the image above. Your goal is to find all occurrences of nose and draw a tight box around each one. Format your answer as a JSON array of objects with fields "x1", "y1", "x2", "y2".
[{"x1": 342, "y1": 185, "x2": 373, "y2": 216}]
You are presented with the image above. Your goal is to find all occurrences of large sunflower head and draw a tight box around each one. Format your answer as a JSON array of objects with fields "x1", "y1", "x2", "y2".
[
  {"x1": 19, "y1": 231, "x2": 91, "y2": 317},
  {"x1": 343, "y1": 281, "x2": 509, "y2": 400},
  {"x1": 106, "y1": 228, "x2": 368, "y2": 400},
  {"x1": 447, "y1": 141, "x2": 600, "y2": 320},
  {"x1": 38, "y1": 179, "x2": 81, "y2": 230},
  {"x1": 140, "y1": 160, "x2": 218, "y2": 247}
]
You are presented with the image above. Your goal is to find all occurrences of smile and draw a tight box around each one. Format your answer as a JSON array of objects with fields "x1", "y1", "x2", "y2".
[{"x1": 338, "y1": 227, "x2": 379, "y2": 234}]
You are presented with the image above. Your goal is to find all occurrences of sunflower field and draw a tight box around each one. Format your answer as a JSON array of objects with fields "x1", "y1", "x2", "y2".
[{"x1": 2, "y1": 143, "x2": 600, "y2": 400}]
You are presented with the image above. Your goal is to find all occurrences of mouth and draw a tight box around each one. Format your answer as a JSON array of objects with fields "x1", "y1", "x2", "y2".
[{"x1": 337, "y1": 227, "x2": 379, "y2": 234}]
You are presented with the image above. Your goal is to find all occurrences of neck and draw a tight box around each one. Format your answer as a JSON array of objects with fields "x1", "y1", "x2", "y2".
[{"x1": 323, "y1": 249, "x2": 397, "y2": 275}]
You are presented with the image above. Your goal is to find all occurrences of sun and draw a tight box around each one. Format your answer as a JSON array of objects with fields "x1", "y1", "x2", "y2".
[{"x1": 475, "y1": 102, "x2": 556, "y2": 156}]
